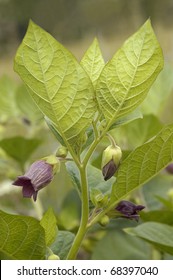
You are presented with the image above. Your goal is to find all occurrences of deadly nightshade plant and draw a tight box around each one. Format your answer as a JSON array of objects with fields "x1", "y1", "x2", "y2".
[{"x1": 10, "y1": 18, "x2": 173, "y2": 260}]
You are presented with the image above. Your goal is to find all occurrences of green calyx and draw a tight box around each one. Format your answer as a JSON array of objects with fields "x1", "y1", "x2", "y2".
[
  {"x1": 56, "y1": 146, "x2": 68, "y2": 158},
  {"x1": 101, "y1": 144, "x2": 122, "y2": 169},
  {"x1": 42, "y1": 155, "x2": 60, "y2": 174}
]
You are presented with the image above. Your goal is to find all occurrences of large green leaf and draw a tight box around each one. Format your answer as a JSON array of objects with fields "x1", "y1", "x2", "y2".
[
  {"x1": 80, "y1": 38, "x2": 105, "y2": 87},
  {"x1": 40, "y1": 208, "x2": 58, "y2": 246},
  {"x1": 91, "y1": 230, "x2": 151, "y2": 260},
  {"x1": 126, "y1": 222, "x2": 173, "y2": 255},
  {"x1": 141, "y1": 210, "x2": 173, "y2": 225},
  {"x1": 110, "y1": 123, "x2": 173, "y2": 203},
  {"x1": 96, "y1": 19, "x2": 163, "y2": 128},
  {"x1": 14, "y1": 20, "x2": 96, "y2": 150},
  {"x1": 0, "y1": 210, "x2": 46, "y2": 260}
]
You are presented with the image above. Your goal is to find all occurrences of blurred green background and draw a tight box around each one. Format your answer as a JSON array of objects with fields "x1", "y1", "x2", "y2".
[
  {"x1": 1, "y1": 0, "x2": 173, "y2": 260},
  {"x1": 1, "y1": 0, "x2": 173, "y2": 77}
]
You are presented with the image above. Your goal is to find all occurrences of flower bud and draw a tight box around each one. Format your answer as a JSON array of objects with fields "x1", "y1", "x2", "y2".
[
  {"x1": 101, "y1": 144, "x2": 122, "y2": 180},
  {"x1": 13, "y1": 155, "x2": 60, "y2": 201},
  {"x1": 48, "y1": 254, "x2": 60, "y2": 260},
  {"x1": 56, "y1": 146, "x2": 68, "y2": 158},
  {"x1": 114, "y1": 200, "x2": 145, "y2": 222},
  {"x1": 90, "y1": 189, "x2": 108, "y2": 208},
  {"x1": 99, "y1": 215, "x2": 110, "y2": 227}
]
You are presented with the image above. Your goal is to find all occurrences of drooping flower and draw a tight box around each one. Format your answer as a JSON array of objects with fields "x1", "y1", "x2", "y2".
[
  {"x1": 101, "y1": 144, "x2": 122, "y2": 181},
  {"x1": 13, "y1": 155, "x2": 60, "y2": 201},
  {"x1": 115, "y1": 200, "x2": 145, "y2": 222}
]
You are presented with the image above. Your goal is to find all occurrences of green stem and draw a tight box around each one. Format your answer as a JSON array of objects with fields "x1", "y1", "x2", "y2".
[
  {"x1": 67, "y1": 120, "x2": 111, "y2": 259},
  {"x1": 67, "y1": 164, "x2": 89, "y2": 259}
]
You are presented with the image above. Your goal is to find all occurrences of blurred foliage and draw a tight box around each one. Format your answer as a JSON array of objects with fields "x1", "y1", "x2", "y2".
[{"x1": 1, "y1": 0, "x2": 173, "y2": 56}]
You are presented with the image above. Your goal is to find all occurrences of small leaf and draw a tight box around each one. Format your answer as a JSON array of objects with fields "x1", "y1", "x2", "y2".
[
  {"x1": 96, "y1": 19, "x2": 163, "y2": 128},
  {"x1": 66, "y1": 162, "x2": 115, "y2": 195},
  {"x1": 126, "y1": 222, "x2": 173, "y2": 255},
  {"x1": 110, "y1": 123, "x2": 173, "y2": 203},
  {"x1": 0, "y1": 210, "x2": 46, "y2": 260},
  {"x1": 44, "y1": 116, "x2": 65, "y2": 146},
  {"x1": 0, "y1": 136, "x2": 41, "y2": 166},
  {"x1": 14, "y1": 20, "x2": 96, "y2": 151},
  {"x1": 40, "y1": 208, "x2": 58, "y2": 246},
  {"x1": 109, "y1": 109, "x2": 143, "y2": 130},
  {"x1": 81, "y1": 38, "x2": 105, "y2": 87},
  {"x1": 50, "y1": 230, "x2": 75, "y2": 260}
]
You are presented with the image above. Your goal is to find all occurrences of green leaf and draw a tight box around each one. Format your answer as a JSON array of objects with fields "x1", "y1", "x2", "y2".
[
  {"x1": 40, "y1": 208, "x2": 58, "y2": 246},
  {"x1": 91, "y1": 230, "x2": 151, "y2": 260},
  {"x1": 126, "y1": 222, "x2": 173, "y2": 255},
  {"x1": 0, "y1": 136, "x2": 41, "y2": 167},
  {"x1": 141, "y1": 210, "x2": 173, "y2": 225},
  {"x1": 0, "y1": 210, "x2": 46, "y2": 260},
  {"x1": 109, "y1": 109, "x2": 143, "y2": 130},
  {"x1": 66, "y1": 162, "x2": 115, "y2": 195},
  {"x1": 96, "y1": 19, "x2": 163, "y2": 128},
  {"x1": 80, "y1": 38, "x2": 105, "y2": 87},
  {"x1": 142, "y1": 174, "x2": 173, "y2": 210},
  {"x1": 50, "y1": 230, "x2": 75, "y2": 260},
  {"x1": 44, "y1": 116, "x2": 65, "y2": 146},
  {"x1": 116, "y1": 114, "x2": 163, "y2": 149},
  {"x1": 14, "y1": 20, "x2": 96, "y2": 151},
  {"x1": 58, "y1": 190, "x2": 81, "y2": 230},
  {"x1": 110, "y1": 123, "x2": 173, "y2": 203}
]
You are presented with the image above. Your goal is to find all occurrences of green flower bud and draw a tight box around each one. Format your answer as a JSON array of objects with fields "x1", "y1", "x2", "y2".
[
  {"x1": 56, "y1": 146, "x2": 68, "y2": 158},
  {"x1": 48, "y1": 254, "x2": 60, "y2": 260},
  {"x1": 101, "y1": 144, "x2": 122, "y2": 181},
  {"x1": 90, "y1": 189, "x2": 109, "y2": 208},
  {"x1": 99, "y1": 215, "x2": 110, "y2": 227}
]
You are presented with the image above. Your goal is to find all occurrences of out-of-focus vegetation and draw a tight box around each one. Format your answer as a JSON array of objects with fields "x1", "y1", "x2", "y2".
[{"x1": 1, "y1": 0, "x2": 173, "y2": 260}]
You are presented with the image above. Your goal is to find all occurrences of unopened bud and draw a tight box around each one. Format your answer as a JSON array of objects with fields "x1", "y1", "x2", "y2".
[
  {"x1": 56, "y1": 146, "x2": 68, "y2": 158},
  {"x1": 101, "y1": 144, "x2": 122, "y2": 180},
  {"x1": 48, "y1": 254, "x2": 60, "y2": 260},
  {"x1": 90, "y1": 189, "x2": 108, "y2": 208},
  {"x1": 99, "y1": 215, "x2": 110, "y2": 227}
]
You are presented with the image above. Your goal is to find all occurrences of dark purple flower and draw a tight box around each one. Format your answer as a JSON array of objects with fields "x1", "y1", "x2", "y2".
[
  {"x1": 13, "y1": 159, "x2": 55, "y2": 201},
  {"x1": 115, "y1": 200, "x2": 145, "y2": 222},
  {"x1": 102, "y1": 159, "x2": 117, "y2": 181}
]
